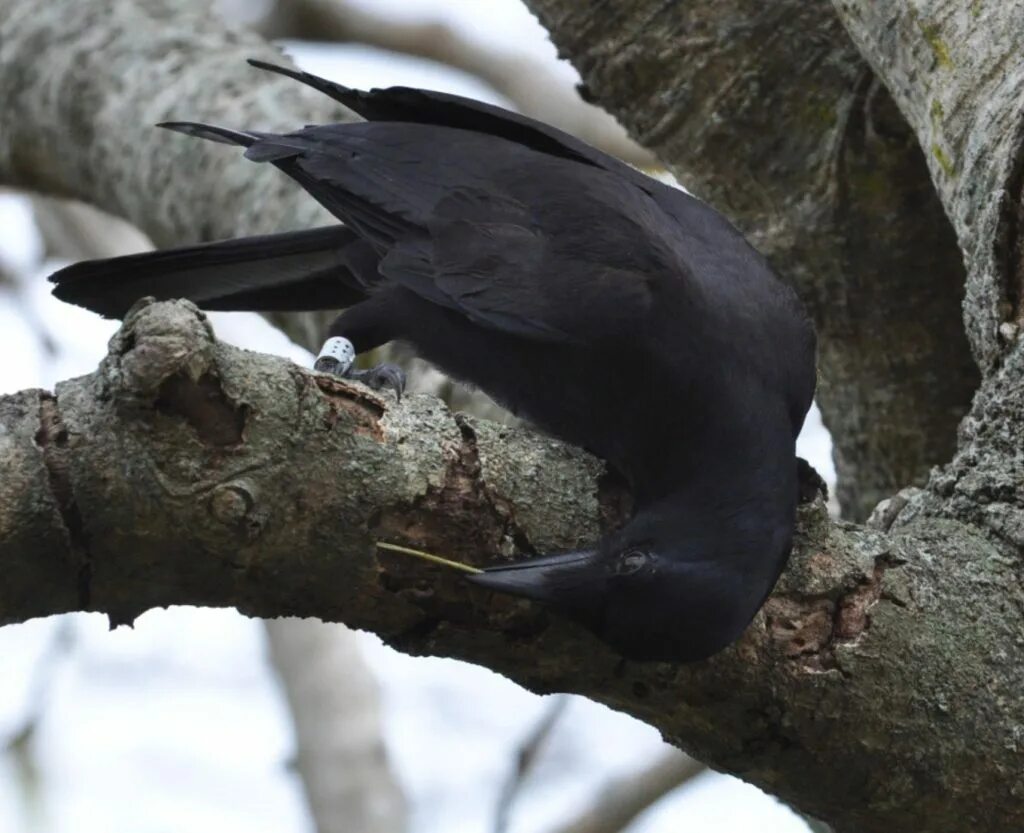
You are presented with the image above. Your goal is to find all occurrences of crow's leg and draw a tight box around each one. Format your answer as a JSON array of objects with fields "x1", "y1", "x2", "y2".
[{"x1": 314, "y1": 293, "x2": 407, "y2": 399}]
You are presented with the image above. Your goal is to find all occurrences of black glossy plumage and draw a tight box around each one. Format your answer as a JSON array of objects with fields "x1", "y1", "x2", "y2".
[{"x1": 49, "y1": 62, "x2": 817, "y2": 662}]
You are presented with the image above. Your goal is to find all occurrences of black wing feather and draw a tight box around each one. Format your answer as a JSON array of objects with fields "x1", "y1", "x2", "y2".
[{"x1": 166, "y1": 118, "x2": 664, "y2": 342}]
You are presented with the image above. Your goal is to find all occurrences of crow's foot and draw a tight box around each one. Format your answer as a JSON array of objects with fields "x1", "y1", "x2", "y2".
[
  {"x1": 796, "y1": 457, "x2": 828, "y2": 504},
  {"x1": 347, "y1": 364, "x2": 406, "y2": 400},
  {"x1": 314, "y1": 337, "x2": 405, "y2": 399}
]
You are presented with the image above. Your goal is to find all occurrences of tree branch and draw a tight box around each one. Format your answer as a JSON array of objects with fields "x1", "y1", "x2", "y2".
[
  {"x1": 545, "y1": 750, "x2": 705, "y2": 833},
  {"x1": 829, "y1": 0, "x2": 1024, "y2": 369},
  {"x1": 27, "y1": 189, "x2": 409, "y2": 833},
  {"x1": 0, "y1": 297, "x2": 1021, "y2": 833},
  {"x1": 0, "y1": 0, "x2": 349, "y2": 350},
  {"x1": 495, "y1": 695, "x2": 569, "y2": 833}
]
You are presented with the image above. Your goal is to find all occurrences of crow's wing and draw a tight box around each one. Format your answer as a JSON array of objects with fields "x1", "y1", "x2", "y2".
[
  {"x1": 246, "y1": 61, "x2": 766, "y2": 278},
  {"x1": 238, "y1": 121, "x2": 674, "y2": 342}
]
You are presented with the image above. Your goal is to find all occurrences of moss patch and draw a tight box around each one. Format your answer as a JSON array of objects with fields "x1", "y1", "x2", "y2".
[
  {"x1": 931, "y1": 143, "x2": 955, "y2": 177},
  {"x1": 921, "y1": 23, "x2": 953, "y2": 69}
]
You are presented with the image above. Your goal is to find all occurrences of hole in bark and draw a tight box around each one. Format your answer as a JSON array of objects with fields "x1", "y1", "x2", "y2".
[{"x1": 155, "y1": 372, "x2": 247, "y2": 446}]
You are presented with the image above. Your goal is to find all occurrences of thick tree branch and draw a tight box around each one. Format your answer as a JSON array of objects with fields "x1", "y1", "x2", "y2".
[
  {"x1": 830, "y1": 0, "x2": 1024, "y2": 369},
  {"x1": 0, "y1": 298, "x2": 1022, "y2": 833},
  {"x1": 0, "y1": 4, "x2": 342, "y2": 242}
]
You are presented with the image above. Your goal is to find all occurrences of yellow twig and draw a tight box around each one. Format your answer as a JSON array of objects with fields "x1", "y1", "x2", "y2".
[{"x1": 375, "y1": 541, "x2": 483, "y2": 574}]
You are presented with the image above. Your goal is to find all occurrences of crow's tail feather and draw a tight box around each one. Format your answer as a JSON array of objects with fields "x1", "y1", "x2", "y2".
[
  {"x1": 49, "y1": 225, "x2": 371, "y2": 319},
  {"x1": 247, "y1": 59, "x2": 366, "y2": 112},
  {"x1": 157, "y1": 121, "x2": 264, "y2": 147}
]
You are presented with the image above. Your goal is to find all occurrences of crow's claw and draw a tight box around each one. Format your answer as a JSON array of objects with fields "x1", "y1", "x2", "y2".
[
  {"x1": 796, "y1": 457, "x2": 828, "y2": 504},
  {"x1": 348, "y1": 364, "x2": 407, "y2": 400}
]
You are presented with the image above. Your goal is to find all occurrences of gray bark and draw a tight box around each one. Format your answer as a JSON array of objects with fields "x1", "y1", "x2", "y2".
[
  {"x1": 830, "y1": 0, "x2": 1024, "y2": 370},
  {"x1": 1, "y1": 1, "x2": 1023, "y2": 832}
]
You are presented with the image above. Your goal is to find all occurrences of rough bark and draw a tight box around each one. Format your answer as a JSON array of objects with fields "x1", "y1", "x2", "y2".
[
  {"x1": 2, "y1": 1, "x2": 1024, "y2": 832},
  {"x1": 830, "y1": 0, "x2": 1024, "y2": 370},
  {"x1": 1, "y1": 297, "x2": 1022, "y2": 833},
  {"x1": 521, "y1": 0, "x2": 981, "y2": 520}
]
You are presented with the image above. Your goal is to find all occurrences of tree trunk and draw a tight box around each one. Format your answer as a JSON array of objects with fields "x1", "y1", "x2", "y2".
[{"x1": 523, "y1": 0, "x2": 982, "y2": 520}]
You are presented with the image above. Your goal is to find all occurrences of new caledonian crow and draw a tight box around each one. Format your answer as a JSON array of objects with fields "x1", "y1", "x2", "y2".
[{"x1": 50, "y1": 60, "x2": 817, "y2": 662}]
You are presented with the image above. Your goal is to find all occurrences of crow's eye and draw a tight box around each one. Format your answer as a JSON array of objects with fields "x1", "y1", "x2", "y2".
[{"x1": 615, "y1": 548, "x2": 650, "y2": 575}]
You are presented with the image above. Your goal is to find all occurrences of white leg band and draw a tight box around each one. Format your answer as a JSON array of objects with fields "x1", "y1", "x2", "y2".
[{"x1": 315, "y1": 336, "x2": 355, "y2": 374}]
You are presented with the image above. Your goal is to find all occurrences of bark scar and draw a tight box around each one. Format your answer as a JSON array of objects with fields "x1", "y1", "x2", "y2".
[
  {"x1": 371, "y1": 414, "x2": 512, "y2": 576},
  {"x1": 155, "y1": 372, "x2": 248, "y2": 446},
  {"x1": 313, "y1": 374, "x2": 385, "y2": 441},
  {"x1": 35, "y1": 392, "x2": 92, "y2": 608},
  {"x1": 454, "y1": 414, "x2": 537, "y2": 555},
  {"x1": 763, "y1": 554, "x2": 902, "y2": 673}
]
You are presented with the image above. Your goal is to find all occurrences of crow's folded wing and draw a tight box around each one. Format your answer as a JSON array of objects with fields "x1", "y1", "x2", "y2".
[
  {"x1": 247, "y1": 61, "x2": 757, "y2": 269},
  {"x1": 380, "y1": 186, "x2": 659, "y2": 342},
  {"x1": 241, "y1": 122, "x2": 672, "y2": 343}
]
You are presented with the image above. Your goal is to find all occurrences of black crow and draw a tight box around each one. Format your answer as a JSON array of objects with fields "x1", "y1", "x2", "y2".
[{"x1": 50, "y1": 61, "x2": 817, "y2": 662}]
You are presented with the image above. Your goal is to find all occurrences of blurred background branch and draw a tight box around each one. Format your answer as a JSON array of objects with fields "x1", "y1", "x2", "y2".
[
  {"x1": 493, "y1": 695, "x2": 568, "y2": 833},
  {"x1": 266, "y1": 619, "x2": 408, "y2": 833},
  {"x1": 252, "y1": 0, "x2": 655, "y2": 169},
  {"x1": 546, "y1": 751, "x2": 705, "y2": 833}
]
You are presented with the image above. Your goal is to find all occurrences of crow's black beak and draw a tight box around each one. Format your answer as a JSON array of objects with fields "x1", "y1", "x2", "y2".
[{"x1": 467, "y1": 550, "x2": 607, "y2": 625}]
